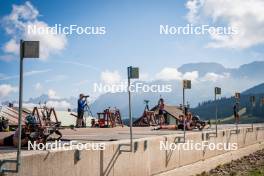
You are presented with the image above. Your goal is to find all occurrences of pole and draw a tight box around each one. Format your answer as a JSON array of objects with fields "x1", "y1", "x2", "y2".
[
  {"x1": 215, "y1": 93, "x2": 218, "y2": 137},
  {"x1": 251, "y1": 99, "x2": 254, "y2": 130},
  {"x1": 236, "y1": 98, "x2": 239, "y2": 132},
  {"x1": 183, "y1": 88, "x2": 185, "y2": 111},
  {"x1": 128, "y1": 70, "x2": 133, "y2": 152},
  {"x1": 16, "y1": 40, "x2": 23, "y2": 171},
  {"x1": 183, "y1": 87, "x2": 186, "y2": 142}
]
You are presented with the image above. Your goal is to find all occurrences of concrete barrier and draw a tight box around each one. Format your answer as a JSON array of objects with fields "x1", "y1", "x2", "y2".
[{"x1": 1, "y1": 126, "x2": 264, "y2": 176}]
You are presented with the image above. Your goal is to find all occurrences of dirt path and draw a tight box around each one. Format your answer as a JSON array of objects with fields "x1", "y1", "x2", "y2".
[{"x1": 197, "y1": 149, "x2": 264, "y2": 176}]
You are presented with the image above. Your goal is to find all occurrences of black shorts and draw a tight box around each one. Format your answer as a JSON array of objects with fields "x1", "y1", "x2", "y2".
[
  {"x1": 178, "y1": 124, "x2": 184, "y2": 130},
  {"x1": 3, "y1": 134, "x2": 14, "y2": 146},
  {"x1": 78, "y1": 111, "x2": 84, "y2": 119}
]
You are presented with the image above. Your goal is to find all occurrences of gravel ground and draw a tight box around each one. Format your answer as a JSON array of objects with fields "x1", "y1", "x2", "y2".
[{"x1": 197, "y1": 149, "x2": 264, "y2": 176}]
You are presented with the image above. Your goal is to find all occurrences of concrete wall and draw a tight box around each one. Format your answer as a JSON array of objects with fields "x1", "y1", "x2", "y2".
[{"x1": 2, "y1": 126, "x2": 264, "y2": 176}]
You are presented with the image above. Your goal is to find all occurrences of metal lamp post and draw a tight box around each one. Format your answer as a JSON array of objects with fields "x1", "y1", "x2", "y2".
[
  {"x1": 127, "y1": 66, "x2": 139, "y2": 152},
  {"x1": 235, "y1": 92, "x2": 240, "y2": 131},
  {"x1": 182, "y1": 80, "x2": 191, "y2": 142},
  {"x1": 0, "y1": 40, "x2": 39, "y2": 174},
  {"x1": 214, "y1": 87, "x2": 221, "y2": 137},
  {"x1": 249, "y1": 96, "x2": 256, "y2": 131}
]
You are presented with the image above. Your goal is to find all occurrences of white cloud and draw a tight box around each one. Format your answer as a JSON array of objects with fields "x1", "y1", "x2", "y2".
[
  {"x1": 185, "y1": 0, "x2": 204, "y2": 24},
  {"x1": 156, "y1": 67, "x2": 199, "y2": 81},
  {"x1": 101, "y1": 70, "x2": 122, "y2": 84},
  {"x1": 34, "y1": 82, "x2": 42, "y2": 91},
  {"x1": 156, "y1": 67, "x2": 183, "y2": 81},
  {"x1": 0, "y1": 84, "x2": 18, "y2": 97},
  {"x1": 48, "y1": 89, "x2": 60, "y2": 99},
  {"x1": 2, "y1": 1, "x2": 67, "y2": 59},
  {"x1": 3, "y1": 39, "x2": 19, "y2": 54},
  {"x1": 22, "y1": 100, "x2": 71, "y2": 110},
  {"x1": 46, "y1": 100, "x2": 71, "y2": 109},
  {"x1": 186, "y1": 0, "x2": 264, "y2": 49},
  {"x1": 155, "y1": 67, "x2": 233, "y2": 83},
  {"x1": 183, "y1": 71, "x2": 199, "y2": 81},
  {"x1": 21, "y1": 102, "x2": 38, "y2": 108},
  {"x1": 139, "y1": 72, "x2": 150, "y2": 81},
  {"x1": 201, "y1": 72, "x2": 230, "y2": 82}
]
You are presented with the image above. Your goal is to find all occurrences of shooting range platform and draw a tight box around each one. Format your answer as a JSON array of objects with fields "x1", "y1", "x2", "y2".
[
  {"x1": 0, "y1": 124, "x2": 259, "y2": 147},
  {"x1": 1, "y1": 124, "x2": 264, "y2": 176},
  {"x1": 0, "y1": 124, "x2": 263, "y2": 152}
]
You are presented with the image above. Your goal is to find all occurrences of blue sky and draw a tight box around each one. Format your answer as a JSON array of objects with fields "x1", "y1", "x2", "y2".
[{"x1": 0, "y1": 0, "x2": 264, "y2": 102}]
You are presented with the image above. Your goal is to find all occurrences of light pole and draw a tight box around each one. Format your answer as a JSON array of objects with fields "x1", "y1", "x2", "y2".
[
  {"x1": 214, "y1": 87, "x2": 221, "y2": 137},
  {"x1": 182, "y1": 80, "x2": 191, "y2": 142},
  {"x1": 235, "y1": 92, "x2": 240, "y2": 131},
  {"x1": 0, "y1": 40, "x2": 39, "y2": 174},
  {"x1": 250, "y1": 96, "x2": 256, "y2": 130},
  {"x1": 127, "y1": 66, "x2": 139, "y2": 152},
  {"x1": 18, "y1": 40, "x2": 39, "y2": 171}
]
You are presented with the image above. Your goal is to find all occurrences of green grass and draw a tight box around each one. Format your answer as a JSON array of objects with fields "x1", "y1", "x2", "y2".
[{"x1": 248, "y1": 167, "x2": 264, "y2": 176}]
